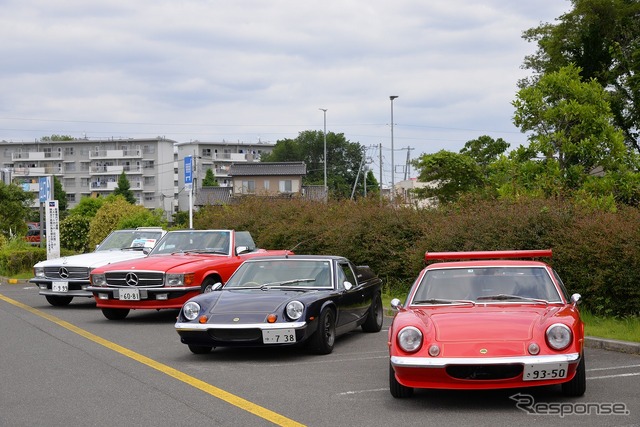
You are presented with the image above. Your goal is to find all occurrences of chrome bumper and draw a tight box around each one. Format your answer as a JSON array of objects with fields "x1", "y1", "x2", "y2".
[{"x1": 390, "y1": 353, "x2": 580, "y2": 368}]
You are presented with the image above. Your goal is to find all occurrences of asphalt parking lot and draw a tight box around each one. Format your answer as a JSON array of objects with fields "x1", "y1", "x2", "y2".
[{"x1": 1, "y1": 281, "x2": 639, "y2": 427}]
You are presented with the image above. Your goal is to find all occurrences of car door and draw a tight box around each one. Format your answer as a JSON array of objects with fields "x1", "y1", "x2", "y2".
[{"x1": 334, "y1": 262, "x2": 368, "y2": 329}]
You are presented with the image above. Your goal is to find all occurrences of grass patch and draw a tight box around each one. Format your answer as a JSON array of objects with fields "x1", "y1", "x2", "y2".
[{"x1": 582, "y1": 311, "x2": 640, "y2": 343}]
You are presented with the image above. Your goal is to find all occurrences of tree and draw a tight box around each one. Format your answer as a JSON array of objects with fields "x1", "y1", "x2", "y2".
[
  {"x1": 262, "y1": 130, "x2": 367, "y2": 199},
  {"x1": 202, "y1": 168, "x2": 218, "y2": 187},
  {"x1": 87, "y1": 196, "x2": 159, "y2": 247},
  {"x1": 53, "y1": 175, "x2": 67, "y2": 212},
  {"x1": 513, "y1": 65, "x2": 628, "y2": 191},
  {"x1": 521, "y1": 0, "x2": 640, "y2": 152},
  {"x1": 411, "y1": 150, "x2": 485, "y2": 204},
  {"x1": 459, "y1": 135, "x2": 510, "y2": 172},
  {"x1": 0, "y1": 182, "x2": 34, "y2": 238},
  {"x1": 113, "y1": 171, "x2": 136, "y2": 204}
]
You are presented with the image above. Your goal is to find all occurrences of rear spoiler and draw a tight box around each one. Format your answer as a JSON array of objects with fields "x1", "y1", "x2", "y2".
[{"x1": 425, "y1": 249, "x2": 552, "y2": 261}]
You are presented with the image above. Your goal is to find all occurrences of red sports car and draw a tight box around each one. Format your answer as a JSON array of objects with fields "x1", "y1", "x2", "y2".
[
  {"x1": 88, "y1": 230, "x2": 289, "y2": 320},
  {"x1": 388, "y1": 249, "x2": 585, "y2": 398}
]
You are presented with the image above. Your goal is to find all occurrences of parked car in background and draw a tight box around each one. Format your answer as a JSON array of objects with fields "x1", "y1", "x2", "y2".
[
  {"x1": 31, "y1": 227, "x2": 166, "y2": 306},
  {"x1": 88, "y1": 230, "x2": 290, "y2": 320},
  {"x1": 175, "y1": 255, "x2": 384, "y2": 355},
  {"x1": 25, "y1": 229, "x2": 45, "y2": 246},
  {"x1": 388, "y1": 249, "x2": 585, "y2": 398}
]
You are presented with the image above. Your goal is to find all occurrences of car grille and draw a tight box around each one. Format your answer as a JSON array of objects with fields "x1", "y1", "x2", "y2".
[
  {"x1": 446, "y1": 364, "x2": 523, "y2": 380},
  {"x1": 207, "y1": 329, "x2": 262, "y2": 342},
  {"x1": 104, "y1": 271, "x2": 164, "y2": 287},
  {"x1": 44, "y1": 266, "x2": 90, "y2": 280}
]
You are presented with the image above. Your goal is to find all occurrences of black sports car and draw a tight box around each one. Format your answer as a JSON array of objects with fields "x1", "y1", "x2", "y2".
[{"x1": 175, "y1": 255, "x2": 384, "y2": 355}]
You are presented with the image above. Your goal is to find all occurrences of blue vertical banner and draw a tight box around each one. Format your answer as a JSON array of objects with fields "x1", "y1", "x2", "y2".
[
  {"x1": 184, "y1": 156, "x2": 193, "y2": 190},
  {"x1": 39, "y1": 176, "x2": 52, "y2": 202}
]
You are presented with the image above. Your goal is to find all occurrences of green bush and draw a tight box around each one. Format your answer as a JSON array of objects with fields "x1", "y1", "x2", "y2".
[
  {"x1": 195, "y1": 196, "x2": 640, "y2": 317},
  {"x1": 60, "y1": 215, "x2": 92, "y2": 252},
  {"x1": 0, "y1": 238, "x2": 46, "y2": 276}
]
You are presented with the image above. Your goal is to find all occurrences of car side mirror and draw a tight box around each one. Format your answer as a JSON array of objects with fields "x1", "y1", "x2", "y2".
[
  {"x1": 212, "y1": 282, "x2": 223, "y2": 291},
  {"x1": 390, "y1": 298, "x2": 403, "y2": 311},
  {"x1": 343, "y1": 281, "x2": 353, "y2": 291},
  {"x1": 570, "y1": 293, "x2": 581, "y2": 305},
  {"x1": 235, "y1": 246, "x2": 250, "y2": 255}
]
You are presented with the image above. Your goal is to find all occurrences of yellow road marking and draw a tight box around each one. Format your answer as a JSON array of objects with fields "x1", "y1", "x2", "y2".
[{"x1": 0, "y1": 293, "x2": 305, "y2": 427}]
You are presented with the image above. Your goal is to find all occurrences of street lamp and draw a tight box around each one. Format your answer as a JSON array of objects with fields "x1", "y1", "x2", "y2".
[
  {"x1": 389, "y1": 96, "x2": 398, "y2": 202},
  {"x1": 319, "y1": 108, "x2": 328, "y2": 191}
]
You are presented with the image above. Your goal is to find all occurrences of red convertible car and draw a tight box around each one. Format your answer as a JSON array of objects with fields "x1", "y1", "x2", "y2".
[
  {"x1": 388, "y1": 249, "x2": 585, "y2": 398},
  {"x1": 88, "y1": 230, "x2": 289, "y2": 320}
]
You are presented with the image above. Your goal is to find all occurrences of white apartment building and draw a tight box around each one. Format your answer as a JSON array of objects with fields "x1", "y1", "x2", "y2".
[
  {"x1": 1, "y1": 137, "x2": 177, "y2": 219},
  {"x1": 1, "y1": 138, "x2": 276, "y2": 218}
]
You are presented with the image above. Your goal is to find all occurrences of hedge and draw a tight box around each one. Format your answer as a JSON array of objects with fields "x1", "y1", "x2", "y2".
[{"x1": 195, "y1": 196, "x2": 640, "y2": 317}]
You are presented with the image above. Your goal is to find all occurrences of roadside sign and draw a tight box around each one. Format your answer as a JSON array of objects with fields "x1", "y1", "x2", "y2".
[
  {"x1": 184, "y1": 156, "x2": 193, "y2": 190},
  {"x1": 39, "y1": 176, "x2": 52, "y2": 202}
]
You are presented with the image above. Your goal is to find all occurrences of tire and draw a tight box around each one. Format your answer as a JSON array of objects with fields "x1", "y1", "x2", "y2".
[
  {"x1": 310, "y1": 308, "x2": 336, "y2": 354},
  {"x1": 45, "y1": 295, "x2": 73, "y2": 306},
  {"x1": 389, "y1": 363, "x2": 414, "y2": 398},
  {"x1": 188, "y1": 344, "x2": 213, "y2": 354},
  {"x1": 200, "y1": 277, "x2": 219, "y2": 293},
  {"x1": 362, "y1": 293, "x2": 383, "y2": 332},
  {"x1": 562, "y1": 354, "x2": 586, "y2": 397},
  {"x1": 101, "y1": 308, "x2": 130, "y2": 320}
]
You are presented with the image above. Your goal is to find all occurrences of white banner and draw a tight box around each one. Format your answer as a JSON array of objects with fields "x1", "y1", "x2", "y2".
[{"x1": 45, "y1": 200, "x2": 61, "y2": 259}]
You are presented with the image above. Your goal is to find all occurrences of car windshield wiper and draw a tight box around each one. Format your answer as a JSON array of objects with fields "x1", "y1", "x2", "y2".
[
  {"x1": 263, "y1": 278, "x2": 316, "y2": 287},
  {"x1": 412, "y1": 298, "x2": 475, "y2": 306},
  {"x1": 476, "y1": 294, "x2": 548, "y2": 304},
  {"x1": 184, "y1": 249, "x2": 228, "y2": 255}
]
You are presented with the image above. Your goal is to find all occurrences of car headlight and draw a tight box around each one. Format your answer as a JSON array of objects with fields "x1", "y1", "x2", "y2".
[
  {"x1": 182, "y1": 301, "x2": 201, "y2": 321},
  {"x1": 166, "y1": 273, "x2": 195, "y2": 287},
  {"x1": 285, "y1": 301, "x2": 304, "y2": 320},
  {"x1": 397, "y1": 326, "x2": 423, "y2": 353},
  {"x1": 34, "y1": 267, "x2": 45, "y2": 278},
  {"x1": 91, "y1": 273, "x2": 106, "y2": 286},
  {"x1": 546, "y1": 323, "x2": 572, "y2": 350}
]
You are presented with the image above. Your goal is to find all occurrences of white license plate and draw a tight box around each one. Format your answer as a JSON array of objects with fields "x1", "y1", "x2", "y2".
[
  {"x1": 52, "y1": 281, "x2": 68, "y2": 292},
  {"x1": 118, "y1": 288, "x2": 140, "y2": 301},
  {"x1": 262, "y1": 329, "x2": 296, "y2": 344},
  {"x1": 523, "y1": 363, "x2": 568, "y2": 381}
]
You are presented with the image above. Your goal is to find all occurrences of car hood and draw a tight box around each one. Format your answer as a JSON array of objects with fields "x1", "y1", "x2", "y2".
[
  {"x1": 33, "y1": 250, "x2": 149, "y2": 269},
  {"x1": 205, "y1": 289, "x2": 308, "y2": 323},
  {"x1": 414, "y1": 305, "x2": 558, "y2": 342},
  {"x1": 93, "y1": 253, "x2": 229, "y2": 273}
]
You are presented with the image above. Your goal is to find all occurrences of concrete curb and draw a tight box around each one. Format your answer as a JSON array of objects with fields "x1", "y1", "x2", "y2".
[{"x1": 584, "y1": 336, "x2": 640, "y2": 355}]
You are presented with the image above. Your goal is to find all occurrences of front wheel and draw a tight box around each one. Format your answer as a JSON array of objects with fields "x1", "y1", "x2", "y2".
[
  {"x1": 101, "y1": 308, "x2": 130, "y2": 320},
  {"x1": 362, "y1": 293, "x2": 383, "y2": 332},
  {"x1": 310, "y1": 308, "x2": 336, "y2": 354},
  {"x1": 389, "y1": 364, "x2": 414, "y2": 398},
  {"x1": 200, "y1": 278, "x2": 219, "y2": 293},
  {"x1": 562, "y1": 354, "x2": 586, "y2": 396},
  {"x1": 45, "y1": 295, "x2": 73, "y2": 306},
  {"x1": 188, "y1": 344, "x2": 213, "y2": 354}
]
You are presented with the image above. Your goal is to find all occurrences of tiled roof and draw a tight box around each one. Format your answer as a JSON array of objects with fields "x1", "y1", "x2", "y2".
[{"x1": 229, "y1": 161, "x2": 307, "y2": 176}]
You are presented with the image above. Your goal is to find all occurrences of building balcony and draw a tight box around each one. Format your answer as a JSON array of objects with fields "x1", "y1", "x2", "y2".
[
  {"x1": 11, "y1": 152, "x2": 63, "y2": 161},
  {"x1": 90, "y1": 165, "x2": 124, "y2": 174},
  {"x1": 90, "y1": 149, "x2": 141, "y2": 159},
  {"x1": 13, "y1": 166, "x2": 63, "y2": 176}
]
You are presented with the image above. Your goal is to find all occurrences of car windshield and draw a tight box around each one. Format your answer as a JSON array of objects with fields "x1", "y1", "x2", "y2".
[
  {"x1": 225, "y1": 259, "x2": 333, "y2": 289},
  {"x1": 150, "y1": 231, "x2": 231, "y2": 255},
  {"x1": 96, "y1": 229, "x2": 164, "y2": 251},
  {"x1": 411, "y1": 266, "x2": 562, "y2": 304}
]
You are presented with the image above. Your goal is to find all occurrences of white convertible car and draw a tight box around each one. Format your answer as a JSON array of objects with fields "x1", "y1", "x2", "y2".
[{"x1": 31, "y1": 227, "x2": 166, "y2": 306}]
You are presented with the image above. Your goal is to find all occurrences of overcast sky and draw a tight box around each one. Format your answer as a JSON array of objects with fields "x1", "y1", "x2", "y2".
[{"x1": 1, "y1": 0, "x2": 571, "y2": 182}]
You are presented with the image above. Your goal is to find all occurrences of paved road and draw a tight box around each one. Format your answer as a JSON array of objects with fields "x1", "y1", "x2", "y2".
[{"x1": 1, "y1": 283, "x2": 639, "y2": 427}]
